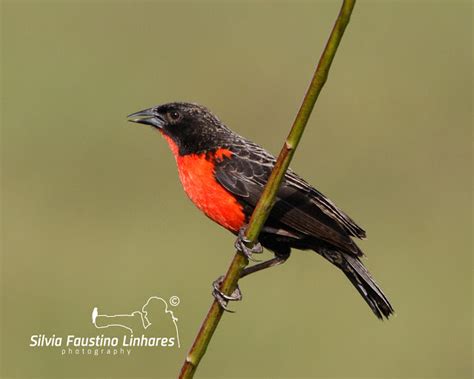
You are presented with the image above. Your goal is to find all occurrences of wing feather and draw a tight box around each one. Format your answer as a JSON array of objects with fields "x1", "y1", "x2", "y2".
[{"x1": 214, "y1": 143, "x2": 365, "y2": 255}]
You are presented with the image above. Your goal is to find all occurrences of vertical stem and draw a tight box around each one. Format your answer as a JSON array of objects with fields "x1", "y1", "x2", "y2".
[{"x1": 178, "y1": 1, "x2": 356, "y2": 377}]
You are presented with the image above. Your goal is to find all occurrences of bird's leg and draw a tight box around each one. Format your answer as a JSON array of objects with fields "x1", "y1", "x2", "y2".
[
  {"x1": 240, "y1": 253, "x2": 289, "y2": 278},
  {"x1": 234, "y1": 226, "x2": 263, "y2": 262},
  {"x1": 212, "y1": 252, "x2": 290, "y2": 311}
]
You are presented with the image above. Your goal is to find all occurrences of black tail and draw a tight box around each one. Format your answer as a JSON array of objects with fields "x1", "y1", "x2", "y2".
[{"x1": 319, "y1": 249, "x2": 394, "y2": 320}]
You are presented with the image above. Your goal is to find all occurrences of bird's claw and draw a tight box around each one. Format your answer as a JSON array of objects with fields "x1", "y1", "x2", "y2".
[
  {"x1": 234, "y1": 227, "x2": 263, "y2": 262},
  {"x1": 212, "y1": 276, "x2": 242, "y2": 312}
]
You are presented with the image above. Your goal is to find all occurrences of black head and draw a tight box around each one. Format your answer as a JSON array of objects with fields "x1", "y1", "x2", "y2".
[{"x1": 127, "y1": 102, "x2": 235, "y2": 155}]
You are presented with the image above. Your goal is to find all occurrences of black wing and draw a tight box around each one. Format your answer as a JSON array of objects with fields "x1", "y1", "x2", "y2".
[{"x1": 214, "y1": 141, "x2": 366, "y2": 255}]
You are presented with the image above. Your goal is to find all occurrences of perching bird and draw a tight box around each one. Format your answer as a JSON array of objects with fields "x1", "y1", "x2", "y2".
[{"x1": 128, "y1": 102, "x2": 394, "y2": 319}]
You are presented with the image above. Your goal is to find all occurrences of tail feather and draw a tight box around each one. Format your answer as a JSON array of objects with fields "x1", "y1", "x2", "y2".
[{"x1": 320, "y1": 249, "x2": 394, "y2": 320}]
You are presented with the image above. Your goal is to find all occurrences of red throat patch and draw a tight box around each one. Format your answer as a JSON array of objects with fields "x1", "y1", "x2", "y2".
[{"x1": 160, "y1": 132, "x2": 245, "y2": 232}]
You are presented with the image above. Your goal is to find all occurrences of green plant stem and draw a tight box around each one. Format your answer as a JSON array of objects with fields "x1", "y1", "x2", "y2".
[{"x1": 178, "y1": 1, "x2": 356, "y2": 377}]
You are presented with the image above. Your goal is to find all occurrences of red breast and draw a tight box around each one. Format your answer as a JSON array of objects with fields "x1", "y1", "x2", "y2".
[{"x1": 161, "y1": 133, "x2": 245, "y2": 232}]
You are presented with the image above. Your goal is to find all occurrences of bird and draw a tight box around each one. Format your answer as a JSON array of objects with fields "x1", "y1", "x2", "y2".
[{"x1": 128, "y1": 102, "x2": 394, "y2": 320}]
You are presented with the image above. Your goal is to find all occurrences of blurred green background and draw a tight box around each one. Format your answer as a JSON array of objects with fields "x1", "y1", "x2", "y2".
[{"x1": 1, "y1": 1, "x2": 472, "y2": 378}]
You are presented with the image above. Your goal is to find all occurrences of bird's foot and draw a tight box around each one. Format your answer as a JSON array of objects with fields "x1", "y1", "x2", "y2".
[
  {"x1": 212, "y1": 276, "x2": 242, "y2": 312},
  {"x1": 234, "y1": 227, "x2": 263, "y2": 262}
]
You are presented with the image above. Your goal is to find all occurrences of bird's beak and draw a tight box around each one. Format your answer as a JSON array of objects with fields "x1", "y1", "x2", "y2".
[{"x1": 127, "y1": 107, "x2": 165, "y2": 130}]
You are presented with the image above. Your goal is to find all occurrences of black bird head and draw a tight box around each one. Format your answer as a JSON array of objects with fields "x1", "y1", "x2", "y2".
[{"x1": 128, "y1": 102, "x2": 235, "y2": 155}]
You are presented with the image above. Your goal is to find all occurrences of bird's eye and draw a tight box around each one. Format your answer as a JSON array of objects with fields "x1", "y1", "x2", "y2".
[{"x1": 168, "y1": 111, "x2": 181, "y2": 122}]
